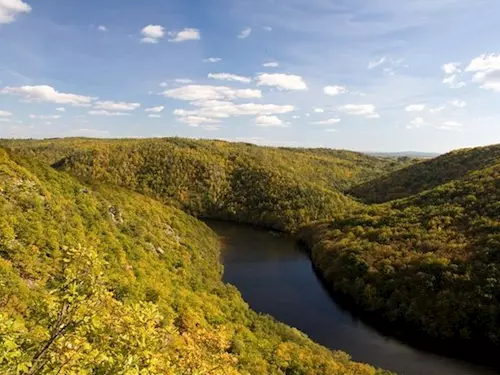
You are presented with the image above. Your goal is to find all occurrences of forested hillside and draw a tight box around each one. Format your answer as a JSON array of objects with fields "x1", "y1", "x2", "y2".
[
  {"x1": 0, "y1": 146, "x2": 391, "y2": 375},
  {"x1": 1, "y1": 138, "x2": 412, "y2": 232},
  {"x1": 350, "y1": 144, "x2": 500, "y2": 203},
  {"x1": 300, "y1": 146, "x2": 500, "y2": 360}
]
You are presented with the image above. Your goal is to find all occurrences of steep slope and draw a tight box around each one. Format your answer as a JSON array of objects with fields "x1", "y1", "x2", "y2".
[
  {"x1": 300, "y1": 157, "x2": 500, "y2": 360},
  {"x1": 1, "y1": 138, "x2": 413, "y2": 231},
  {"x1": 350, "y1": 144, "x2": 500, "y2": 203},
  {"x1": 0, "y1": 146, "x2": 391, "y2": 375}
]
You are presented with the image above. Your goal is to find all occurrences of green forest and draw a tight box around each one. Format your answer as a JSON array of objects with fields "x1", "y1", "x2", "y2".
[{"x1": 3, "y1": 136, "x2": 500, "y2": 373}]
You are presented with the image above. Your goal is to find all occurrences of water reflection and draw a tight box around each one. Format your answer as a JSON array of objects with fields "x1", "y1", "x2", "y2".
[{"x1": 207, "y1": 220, "x2": 496, "y2": 375}]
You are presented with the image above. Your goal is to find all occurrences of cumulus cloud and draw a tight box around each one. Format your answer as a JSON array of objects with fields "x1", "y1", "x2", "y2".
[
  {"x1": 56, "y1": 107, "x2": 66, "y2": 112},
  {"x1": 405, "y1": 104, "x2": 426, "y2": 112},
  {"x1": 263, "y1": 26, "x2": 272, "y2": 31},
  {"x1": 148, "y1": 114, "x2": 161, "y2": 118},
  {"x1": 313, "y1": 108, "x2": 324, "y2": 113},
  {"x1": 29, "y1": 114, "x2": 61, "y2": 119},
  {"x1": 262, "y1": 62, "x2": 279, "y2": 68},
  {"x1": 429, "y1": 106, "x2": 445, "y2": 113},
  {"x1": 98, "y1": 25, "x2": 107, "y2": 32},
  {"x1": 0, "y1": 0, "x2": 31, "y2": 24},
  {"x1": 145, "y1": 106, "x2": 164, "y2": 113},
  {"x1": 324, "y1": 85, "x2": 347, "y2": 96},
  {"x1": 449, "y1": 99, "x2": 466, "y2": 108},
  {"x1": 94, "y1": 101, "x2": 140, "y2": 111},
  {"x1": 314, "y1": 118, "x2": 341, "y2": 125},
  {"x1": 255, "y1": 115, "x2": 287, "y2": 127},
  {"x1": 406, "y1": 117, "x2": 426, "y2": 129},
  {"x1": 177, "y1": 116, "x2": 221, "y2": 127},
  {"x1": 238, "y1": 27, "x2": 252, "y2": 39},
  {"x1": 140, "y1": 24, "x2": 165, "y2": 44},
  {"x1": 1, "y1": 85, "x2": 93, "y2": 106},
  {"x1": 442, "y1": 62, "x2": 461, "y2": 75},
  {"x1": 208, "y1": 73, "x2": 251, "y2": 83},
  {"x1": 442, "y1": 74, "x2": 466, "y2": 89},
  {"x1": 437, "y1": 121, "x2": 462, "y2": 130},
  {"x1": 173, "y1": 102, "x2": 295, "y2": 120},
  {"x1": 163, "y1": 85, "x2": 261, "y2": 101},
  {"x1": 256, "y1": 73, "x2": 307, "y2": 91},
  {"x1": 466, "y1": 54, "x2": 500, "y2": 92},
  {"x1": 169, "y1": 28, "x2": 200, "y2": 42},
  {"x1": 0, "y1": 110, "x2": 12, "y2": 117},
  {"x1": 203, "y1": 57, "x2": 221, "y2": 63},
  {"x1": 338, "y1": 104, "x2": 379, "y2": 118},
  {"x1": 88, "y1": 110, "x2": 130, "y2": 116}
]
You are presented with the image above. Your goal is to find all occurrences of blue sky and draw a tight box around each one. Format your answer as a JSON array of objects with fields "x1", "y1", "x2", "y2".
[{"x1": 1, "y1": 0, "x2": 500, "y2": 152}]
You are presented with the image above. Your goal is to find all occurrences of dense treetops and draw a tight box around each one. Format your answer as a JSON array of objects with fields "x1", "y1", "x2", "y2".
[
  {"x1": 1, "y1": 138, "x2": 413, "y2": 232},
  {"x1": 300, "y1": 145, "x2": 500, "y2": 360},
  {"x1": 0, "y1": 146, "x2": 392, "y2": 374},
  {"x1": 350, "y1": 143, "x2": 500, "y2": 203}
]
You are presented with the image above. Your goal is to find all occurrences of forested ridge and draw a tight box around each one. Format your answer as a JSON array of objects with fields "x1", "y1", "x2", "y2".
[
  {"x1": 300, "y1": 144, "x2": 500, "y2": 361},
  {"x1": 0, "y1": 145, "x2": 392, "y2": 375},
  {"x1": 2, "y1": 138, "x2": 411, "y2": 232},
  {"x1": 5, "y1": 137, "x2": 500, "y2": 372}
]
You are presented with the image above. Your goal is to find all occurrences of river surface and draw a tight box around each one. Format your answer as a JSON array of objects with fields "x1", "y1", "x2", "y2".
[{"x1": 206, "y1": 220, "x2": 497, "y2": 375}]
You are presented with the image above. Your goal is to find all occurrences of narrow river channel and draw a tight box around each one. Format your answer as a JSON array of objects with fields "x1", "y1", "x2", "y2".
[{"x1": 206, "y1": 220, "x2": 497, "y2": 375}]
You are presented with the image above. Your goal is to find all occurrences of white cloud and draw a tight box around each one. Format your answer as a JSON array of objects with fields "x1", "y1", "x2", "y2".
[
  {"x1": 406, "y1": 117, "x2": 426, "y2": 129},
  {"x1": 94, "y1": 101, "x2": 140, "y2": 111},
  {"x1": 292, "y1": 115, "x2": 300, "y2": 119},
  {"x1": 89, "y1": 110, "x2": 130, "y2": 116},
  {"x1": 238, "y1": 27, "x2": 252, "y2": 39},
  {"x1": 449, "y1": 99, "x2": 466, "y2": 108},
  {"x1": 437, "y1": 121, "x2": 462, "y2": 130},
  {"x1": 169, "y1": 28, "x2": 200, "y2": 42},
  {"x1": 430, "y1": 106, "x2": 445, "y2": 113},
  {"x1": 173, "y1": 102, "x2": 295, "y2": 119},
  {"x1": 313, "y1": 108, "x2": 324, "y2": 113},
  {"x1": 262, "y1": 62, "x2": 279, "y2": 68},
  {"x1": 338, "y1": 104, "x2": 379, "y2": 118},
  {"x1": 256, "y1": 73, "x2": 307, "y2": 91},
  {"x1": 442, "y1": 74, "x2": 466, "y2": 89},
  {"x1": 177, "y1": 116, "x2": 221, "y2": 127},
  {"x1": 145, "y1": 106, "x2": 164, "y2": 113},
  {"x1": 263, "y1": 26, "x2": 272, "y2": 31},
  {"x1": 203, "y1": 57, "x2": 221, "y2": 63},
  {"x1": 140, "y1": 24, "x2": 165, "y2": 44},
  {"x1": 208, "y1": 73, "x2": 251, "y2": 83},
  {"x1": 29, "y1": 114, "x2": 61, "y2": 119},
  {"x1": 405, "y1": 104, "x2": 426, "y2": 112},
  {"x1": 442, "y1": 62, "x2": 461, "y2": 75},
  {"x1": 163, "y1": 85, "x2": 262, "y2": 101},
  {"x1": 314, "y1": 118, "x2": 341, "y2": 125},
  {"x1": 98, "y1": 25, "x2": 107, "y2": 32},
  {"x1": 175, "y1": 79, "x2": 193, "y2": 84},
  {"x1": 466, "y1": 54, "x2": 500, "y2": 92},
  {"x1": 255, "y1": 115, "x2": 287, "y2": 127},
  {"x1": 0, "y1": 110, "x2": 12, "y2": 117},
  {"x1": 368, "y1": 57, "x2": 387, "y2": 69},
  {"x1": 0, "y1": 0, "x2": 31, "y2": 24},
  {"x1": 324, "y1": 85, "x2": 347, "y2": 96},
  {"x1": 1, "y1": 85, "x2": 93, "y2": 106},
  {"x1": 325, "y1": 129, "x2": 337, "y2": 132},
  {"x1": 56, "y1": 107, "x2": 66, "y2": 112},
  {"x1": 148, "y1": 114, "x2": 161, "y2": 118}
]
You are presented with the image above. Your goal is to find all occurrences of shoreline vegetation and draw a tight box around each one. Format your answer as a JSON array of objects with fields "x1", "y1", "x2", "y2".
[{"x1": 3, "y1": 137, "x2": 500, "y2": 372}]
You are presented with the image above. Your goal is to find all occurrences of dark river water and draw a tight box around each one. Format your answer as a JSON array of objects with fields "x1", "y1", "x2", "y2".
[{"x1": 206, "y1": 220, "x2": 497, "y2": 375}]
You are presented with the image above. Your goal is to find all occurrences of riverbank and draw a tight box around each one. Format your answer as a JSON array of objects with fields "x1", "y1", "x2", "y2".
[{"x1": 297, "y1": 226, "x2": 500, "y2": 372}]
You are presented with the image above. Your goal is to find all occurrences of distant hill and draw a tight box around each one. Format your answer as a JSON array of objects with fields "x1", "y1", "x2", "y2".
[
  {"x1": 364, "y1": 151, "x2": 440, "y2": 158},
  {"x1": 351, "y1": 144, "x2": 500, "y2": 203}
]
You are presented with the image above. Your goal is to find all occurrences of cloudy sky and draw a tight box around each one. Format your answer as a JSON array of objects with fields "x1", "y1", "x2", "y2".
[{"x1": 1, "y1": 0, "x2": 499, "y2": 152}]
